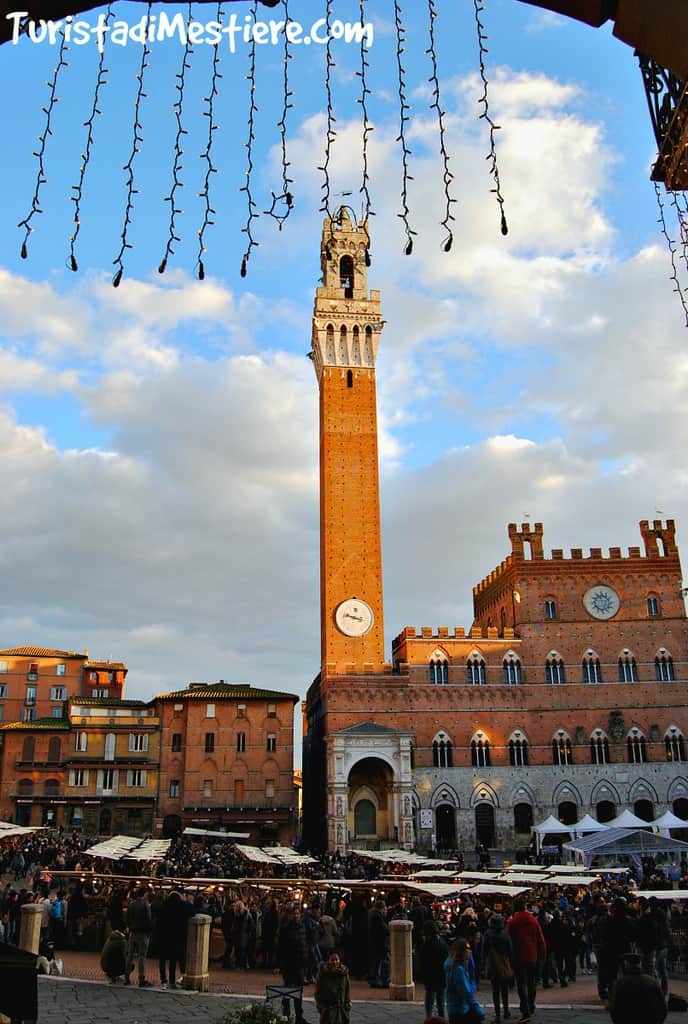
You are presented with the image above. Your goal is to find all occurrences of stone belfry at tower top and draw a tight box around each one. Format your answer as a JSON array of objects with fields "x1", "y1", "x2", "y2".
[{"x1": 312, "y1": 208, "x2": 387, "y2": 675}]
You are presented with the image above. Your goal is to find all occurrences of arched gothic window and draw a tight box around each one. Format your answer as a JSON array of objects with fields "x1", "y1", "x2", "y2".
[
  {"x1": 655, "y1": 655, "x2": 675, "y2": 681},
  {"x1": 552, "y1": 733, "x2": 573, "y2": 766},
  {"x1": 466, "y1": 656, "x2": 486, "y2": 685},
  {"x1": 627, "y1": 730, "x2": 647, "y2": 764},
  {"x1": 503, "y1": 655, "x2": 522, "y2": 686},
  {"x1": 590, "y1": 732, "x2": 610, "y2": 765},
  {"x1": 618, "y1": 655, "x2": 638, "y2": 682},
  {"x1": 432, "y1": 733, "x2": 454, "y2": 768},
  {"x1": 429, "y1": 656, "x2": 449, "y2": 685},
  {"x1": 666, "y1": 727, "x2": 685, "y2": 763},
  {"x1": 471, "y1": 736, "x2": 491, "y2": 768},
  {"x1": 582, "y1": 654, "x2": 602, "y2": 684},
  {"x1": 545, "y1": 654, "x2": 566, "y2": 685},
  {"x1": 544, "y1": 599, "x2": 557, "y2": 620},
  {"x1": 508, "y1": 733, "x2": 529, "y2": 767}
]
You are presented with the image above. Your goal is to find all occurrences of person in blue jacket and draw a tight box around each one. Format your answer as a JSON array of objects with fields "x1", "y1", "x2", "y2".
[{"x1": 445, "y1": 938, "x2": 485, "y2": 1024}]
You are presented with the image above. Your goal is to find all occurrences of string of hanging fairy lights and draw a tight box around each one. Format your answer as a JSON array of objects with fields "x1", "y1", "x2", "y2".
[
  {"x1": 654, "y1": 180, "x2": 688, "y2": 327},
  {"x1": 68, "y1": 4, "x2": 112, "y2": 272},
  {"x1": 264, "y1": 0, "x2": 294, "y2": 230},
  {"x1": 393, "y1": 0, "x2": 416, "y2": 256},
  {"x1": 112, "y1": 0, "x2": 153, "y2": 287},
  {"x1": 240, "y1": 0, "x2": 260, "y2": 277},
  {"x1": 319, "y1": 0, "x2": 337, "y2": 260},
  {"x1": 17, "y1": 28, "x2": 69, "y2": 260},
  {"x1": 14, "y1": 0, "x2": 515, "y2": 282},
  {"x1": 357, "y1": 0, "x2": 373, "y2": 265},
  {"x1": 158, "y1": 1, "x2": 194, "y2": 275},
  {"x1": 473, "y1": 0, "x2": 508, "y2": 237},
  {"x1": 196, "y1": 1, "x2": 224, "y2": 281},
  {"x1": 671, "y1": 191, "x2": 688, "y2": 274},
  {"x1": 426, "y1": 0, "x2": 456, "y2": 253}
]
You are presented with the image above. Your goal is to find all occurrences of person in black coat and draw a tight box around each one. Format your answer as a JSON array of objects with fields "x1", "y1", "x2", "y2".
[
  {"x1": 367, "y1": 900, "x2": 390, "y2": 989},
  {"x1": 156, "y1": 890, "x2": 194, "y2": 988},
  {"x1": 418, "y1": 920, "x2": 449, "y2": 1019},
  {"x1": 278, "y1": 906, "x2": 309, "y2": 1024},
  {"x1": 482, "y1": 913, "x2": 514, "y2": 1023}
]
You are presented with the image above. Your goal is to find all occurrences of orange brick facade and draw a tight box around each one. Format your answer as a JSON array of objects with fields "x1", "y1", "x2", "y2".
[
  {"x1": 0, "y1": 647, "x2": 125, "y2": 725},
  {"x1": 303, "y1": 212, "x2": 688, "y2": 855},
  {"x1": 156, "y1": 683, "x2": 299, "y2": 844}
]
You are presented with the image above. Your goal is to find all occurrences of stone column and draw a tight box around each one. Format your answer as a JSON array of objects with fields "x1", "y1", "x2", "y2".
[
  {"x1": 183, "y1": 914, "x2": 212, "y2": 992},
  {"x1": 389, "y1": 919, "x2": 414, "y2": 1001},
  {"x1": 18, "y1": 902, "x2": 43, "y2": 955}
]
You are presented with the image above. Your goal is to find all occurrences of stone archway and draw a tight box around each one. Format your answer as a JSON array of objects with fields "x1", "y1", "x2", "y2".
[{"x1": 348, "y1": 757, "x2": 395, "y2": 846}]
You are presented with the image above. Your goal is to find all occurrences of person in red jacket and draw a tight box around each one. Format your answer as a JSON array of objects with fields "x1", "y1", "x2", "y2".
[{"x1": 507, "y1": 899, "x2": 547, "y2": 1023}]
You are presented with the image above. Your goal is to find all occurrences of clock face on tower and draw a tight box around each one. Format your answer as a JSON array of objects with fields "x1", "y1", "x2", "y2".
[
  {"x1": 335, "y1": 598, "x2": 374, "y2": 637},
  {"x1": 583, "y1": 585, "x2": 620, "y2": 620}
]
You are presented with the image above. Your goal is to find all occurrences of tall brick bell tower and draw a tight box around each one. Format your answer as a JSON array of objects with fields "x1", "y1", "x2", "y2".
[
  {"x1": 303, "y1": 210, "x2": 415, "y2": 853},
  {"x1": 311, "y1": 207, "x2": 386, "y2": 675}
]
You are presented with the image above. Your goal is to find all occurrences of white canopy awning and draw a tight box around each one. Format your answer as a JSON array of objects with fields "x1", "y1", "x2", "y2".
[
  {"x1": 85, "y1": 835, "x2": 171, "y2": 861},
  {"x1": 607, "y1": 809, "x2": 651, "y2": 829},
  {"x1": 651, "y1": 811, "x2": 688, "y2": 832},
  {"x1": 574, "y1": 814, "x2": 609, "y2": 836},
  {"x1": 532, "y1": 815, "x2": 573, "y2": 835},
  {"x1": 0, "y1": 822, "x2": 42, "y2": 837},
  {"x1": 184, "y1": 827, "x2": 251, "y2": 840}
]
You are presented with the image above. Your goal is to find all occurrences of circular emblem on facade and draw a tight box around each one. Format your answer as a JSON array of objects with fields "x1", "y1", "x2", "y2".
[
  {"x1": 583, "y1": 585, "x2": 620, "y2": 620},
  {"x1": 334, "y1": 598, "x2": 374, "y2": 637}
]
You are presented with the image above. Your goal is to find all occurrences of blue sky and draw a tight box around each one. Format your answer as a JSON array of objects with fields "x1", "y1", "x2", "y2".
[{"x1": 0, "y1": 0, "x2": 687, "y2": 712}]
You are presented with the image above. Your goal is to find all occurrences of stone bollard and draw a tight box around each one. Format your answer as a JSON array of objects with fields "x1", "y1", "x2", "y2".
[
  {"x1": 18, "y1": 903, "x2": 43, "y2": 955},
  {"x1": 389, "y1": 919, "x2": 414, "y2": 1001},
  {"x1": 183, "y1": 914, "x2": 212, "y2": 992}
]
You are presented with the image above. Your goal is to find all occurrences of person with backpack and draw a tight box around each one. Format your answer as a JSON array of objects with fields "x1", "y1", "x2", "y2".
[{"x1": 482, "y1": 914, "x2": 514, "y2": 1023}]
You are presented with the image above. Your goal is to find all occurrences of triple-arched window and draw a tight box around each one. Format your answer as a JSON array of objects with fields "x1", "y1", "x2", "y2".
[
  {"x1": 471, "y1": 735, "x2": 491, "y2": 767},
  {"x1": 590, "y1": 731, "x2": 610, "y2": 765},
  {"x1": 433, "y1": 732, "x2": 454, "y2": 768},
  {"x1": 655, "y1": 654, "x2": 675, "y2": 681},
  {"x1": 627, "y1": 729, "x2": 647, "y2": 764},
  {"x1": 552, "y1": 732, "x2": 573, "y2": 766},
  {"x1": 503, "y1": 654, "x2": 522, "y2": 685},
  {"x1": 545, "y1": 653, "x2": 566, "y2": 684},
  {"x1": 582, "y1": 654, "x2": 602, "y2": 684},
  {"x1": 429, "y1": 655, "x2": 449, "y2": 685},
  {"x1": 466, "y1": 655, "x2": 486, "y2": 685},
  {"x1": 618, "y1": 654, "x2": 638, "y2": 682},
  {"x1": 666, "y1": 727, "x2": 686, "y2": 762},
  {"x1": 508, "y1": 732, "x2": 529, "y2": 767}
]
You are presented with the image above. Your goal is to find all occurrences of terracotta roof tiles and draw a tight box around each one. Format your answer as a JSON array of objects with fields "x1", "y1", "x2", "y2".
[{"x1": 156, "y1": 683, "x2": 299, "y2": 704}]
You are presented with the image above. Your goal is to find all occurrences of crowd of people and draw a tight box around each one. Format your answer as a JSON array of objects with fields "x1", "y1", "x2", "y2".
[{"x1": 1, "y1": 830, "x2": 687, "y2": 1024}]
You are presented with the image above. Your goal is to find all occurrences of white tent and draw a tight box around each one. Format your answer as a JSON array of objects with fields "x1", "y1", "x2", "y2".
[
  {"x1": 532, "y1": 814, "x2": 573, "y2": 852},
  {"x1": 607, "y1": 809, "x2": 651, "y2": 829},
  {"x1": 651, "y1": 810, "x2": 688, "y2": 835},
  {"x1": 574, "y1": 814, "x2": 608, "y2": 836}
]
